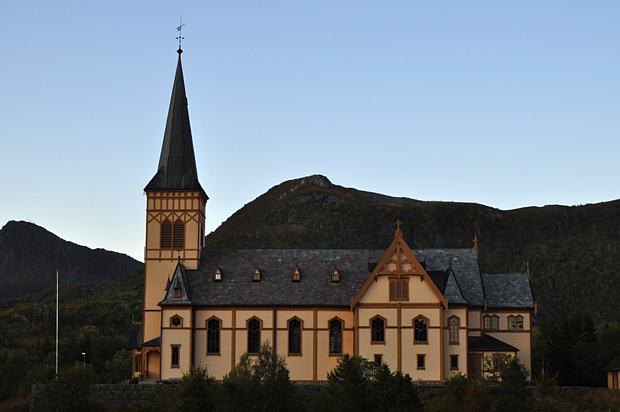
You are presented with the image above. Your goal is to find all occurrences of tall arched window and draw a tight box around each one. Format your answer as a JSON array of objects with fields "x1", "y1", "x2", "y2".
[
  {"x1": 449, "y1": 317, "x2": 459, "y2": 343},
  {"x1": 207, "y1": 318, "x2": 220, "y2": 354},
  {"x1": 173, "y1": 219, "x2": 184, "y2": 249},
  {"x1": 371, "y1": 317, "x2": 385, "y2": 343},
  {"x1": 329, "y1": 319, "x2": 342, "y2": 355},
  {"x1": 161, "y1": 220, "x2": 172, "y2": 249},
  {"x1": 288, "y1": 318, "x2": 301, "y2": 354},
  {"x1": 414, "y1": 316, "x2": 428, "y2": 343},
  {"x1": 248, "y1": 318, "x2": 261, "y2": 354}
]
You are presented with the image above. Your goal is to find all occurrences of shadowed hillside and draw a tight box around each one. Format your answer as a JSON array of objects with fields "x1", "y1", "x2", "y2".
[
  {"x1": 206, "y1": 175, "x2": 620, "y2": 322},
  {"x1": 0, "y1": 221, "x2": 142, "y2": 300}
]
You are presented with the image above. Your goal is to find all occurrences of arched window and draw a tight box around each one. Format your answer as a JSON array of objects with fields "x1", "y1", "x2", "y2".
[
  {"x1": 516, "y1": 315, "x2": 523, "y2": 330},
  {"x1": 248, "y1": 318, "x2": 261, "y2": 354},
  {"x1": 329, "y1": 319, "x2": 342, "y2": 355},
  {"x1": 161, "y1": 220, "x2": 172, "y2": 249},
  {"x1": 414, "y1": 316, "x2": 428, "y2": 342},
  {"x1": 288, "y1": 318, "x2": 301, "y2": 354},
  {"x1": 508, "y1": 315, "x2": 516, "y2": 330},
  {"x1": 371, "y1": 317, "x2": 385, "y2": 343},
  {"x1": 173, "y1": 219, "x2": 184, "y2": 249},
  {"x1": 207, "y1": 318, "x2": 220, "y2": 354},
  {"x1": 492, "y1": 315, "x2": 499, "y2": 330},
  {"x1": 449, "y1": 316, "x2": 459, "y2": 343}
]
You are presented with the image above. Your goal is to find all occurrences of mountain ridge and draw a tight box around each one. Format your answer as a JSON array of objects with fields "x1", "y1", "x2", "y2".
[
  {"x1": 0, "y1": 220, "x2": 142, "y2": 300},
  {"x1": 205, "y1": 174, "x2": 620, "y2": 322}
]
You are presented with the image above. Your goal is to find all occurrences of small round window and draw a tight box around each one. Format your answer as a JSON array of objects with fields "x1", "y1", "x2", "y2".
[{"x1": 171, "y1": 316, "x2": 182, "y2": 327}]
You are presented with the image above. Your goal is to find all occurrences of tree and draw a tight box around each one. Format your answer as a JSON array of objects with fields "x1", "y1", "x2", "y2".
[
  {"x1": 373, "y1": 363, "x2": 421, "y2": 412},
  {"x1": 325, "y1": 354, "x2": 376, "y2": 412},
  {"x1": 174, "y1": 366, "x2": 216, "y2": 412},
  {"x1": 104, "y1": 349, "x2": 132, "y2": 383},
  {"x1": 43, "y1": 363, "x2": 103, "y2": 412},
  {"x1": 218, "y1": 342, "x2": 294, "y2": 412},
  {"x1": 494, "y1": 356, "x2": 533, "y2": 412}
]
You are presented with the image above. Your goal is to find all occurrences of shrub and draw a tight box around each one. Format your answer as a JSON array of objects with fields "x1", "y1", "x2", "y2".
[
  {"x1": 218, "y1": 342, "x2": 294, "y2": 412},
  {"x1": 175, "y1": 366, "x2": 215, "y2": 412},
  {"x1": 43, "y1": 363, "x2": 103, "y2": 412}
]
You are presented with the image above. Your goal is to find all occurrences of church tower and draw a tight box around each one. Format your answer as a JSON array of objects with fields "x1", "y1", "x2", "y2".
[{"x1": 142, "y1": 48, "x2": 207, "y2": 353}]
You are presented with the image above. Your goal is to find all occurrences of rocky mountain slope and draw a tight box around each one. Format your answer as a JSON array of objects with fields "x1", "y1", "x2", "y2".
[
  {"x1": 0, "y1": 221, "x2": 142, "y2": 300},
  {"x1": 205, "y1": 175, "x2": 620, "y2": 322}
]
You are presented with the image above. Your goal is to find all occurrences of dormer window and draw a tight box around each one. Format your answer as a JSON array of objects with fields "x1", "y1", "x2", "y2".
[
  {"x1": 331, "y1": 269, "x2": 340, "y2": 282},
  {"x1": 252, "y1": 268, "x2": 261, "y2": 282},
  {"x1": 214, "y1": 268, "x2": 222, "y2": 282},
  {"x1": 292, "y1": 269, "x2": 301, "y2": 282},
  {"x1": 173, "y1": 288, "x2": 181, "y2": 298}
]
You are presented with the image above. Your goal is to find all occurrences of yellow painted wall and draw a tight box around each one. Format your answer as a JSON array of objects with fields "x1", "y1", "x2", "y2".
[
  {"x1": 146, "y1": 352, "x2": 160, "y2": 379},
  {"x1": 143, "y1": 190, "x2": 206, "y2": 346},
  {"x1": 442, "y1": 308, "x2": 468, "y2": 378},
  {"x1": 484, "y1": 330, "x2": 532, "y2": 378}
]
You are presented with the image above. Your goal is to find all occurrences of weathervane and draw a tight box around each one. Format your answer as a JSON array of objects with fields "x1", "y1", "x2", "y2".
[{"x1": 176, "y1": 17, "x2": 185, "y2": 53}]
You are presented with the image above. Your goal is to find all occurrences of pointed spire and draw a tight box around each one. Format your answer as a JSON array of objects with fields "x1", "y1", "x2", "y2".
[
  {"x1": 145, "y1": 51, "x2": 207, "y2": 198},
  {"x1": 473, "y1": 233, "x2": 479, "y2": 251}
]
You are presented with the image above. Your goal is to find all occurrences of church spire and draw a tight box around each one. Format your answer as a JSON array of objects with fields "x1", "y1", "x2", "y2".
[{"x1": 145, "y1": 51, "x2": 206, "y2": 198}]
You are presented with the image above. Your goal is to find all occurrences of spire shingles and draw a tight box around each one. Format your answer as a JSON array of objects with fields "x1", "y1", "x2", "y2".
[{"x1": 145, "y1": 55, "x2": 206, "y2": 197}]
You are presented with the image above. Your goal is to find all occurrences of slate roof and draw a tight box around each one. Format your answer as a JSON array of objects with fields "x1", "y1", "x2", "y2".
[
  {"x1": 127, "y1": 323, "x2": 143, "y2": 349},
  {"x1": 482, "y1": 273, "x2": 535, "y2": 309},
  {"x1": 160, "y1": 260, "x2": 193, "y2": 305},
  {"x1": 159, "y1": 246, "x2": 514, "y2": 308},
  {"x1": 604, "y1": 354, "x2": 620, "y2": 371},
  {"x1": 174, "y1": 248, "x2": 386, "y2": 307},
  {"x1": 411, "y1": 248, "x2": 485, "y2": 306},
  {"x1": 469, "y1": 333, "x2": 519, "y2": 352},
  {"x1": 142, "y1": 336, "x2": 161, "y2": 347},
  {"x1": 144, "y1": 54, "x2": 206, "y2": 196}
]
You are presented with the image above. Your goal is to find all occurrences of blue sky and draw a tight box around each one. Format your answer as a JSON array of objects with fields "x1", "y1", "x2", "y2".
[{"x1": 1, "y1": 1, "x2": 619, "y2": 261}]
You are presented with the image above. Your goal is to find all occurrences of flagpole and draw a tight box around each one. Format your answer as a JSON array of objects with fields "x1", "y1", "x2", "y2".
[{"x1": 56, "y1": 269, "x2": 59, "y2": 378}]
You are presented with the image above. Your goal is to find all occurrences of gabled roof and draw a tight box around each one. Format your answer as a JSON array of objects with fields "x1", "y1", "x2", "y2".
[
  {"x1": 443, "y1": 270, "x2": 469, "y2": 305},
  {"x1": 159, "y1": 260, "x2": 193, "y2": 306},
  {"x1": 142, "y1": 336, "x2": 161, "y2": 347},
  {"x1": 417, "y1": 249, "x2": 485, "y2": 306},
  {"x1": 482, "y1": 273, "x2": 535, "y2": 309},
  {"x1": 469, "y1": 333, "x2": 519, "y2": 352},
  {"x1": 127, "y1": 323, "x2": 143, "y2": 349},
  {"x1": 604, "y1": 354, "x2": 620, "y2": 371},
  {"x1": 145, "y1": 54, "x2": 206, "y2": 197},
  {"x1": 351, "y1": 233, "x2": 448, "y2": 309}
]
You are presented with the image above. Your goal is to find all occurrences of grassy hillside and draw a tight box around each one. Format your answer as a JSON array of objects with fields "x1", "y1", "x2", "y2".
[{"x1": 206, "y1": 175, "x2": 620, "y2": 322}]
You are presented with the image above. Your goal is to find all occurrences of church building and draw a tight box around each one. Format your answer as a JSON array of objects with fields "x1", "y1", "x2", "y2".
[{"x1": 129, "y1": 49, "x2": 536, "y2": 382}]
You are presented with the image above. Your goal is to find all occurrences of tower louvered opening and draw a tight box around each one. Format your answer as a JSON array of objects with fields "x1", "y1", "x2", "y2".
[
  {"x1": 161, "y1": 220, "x2": 172, "y2": 249},
  {"x1": 173, "y1": 219, "x2": 185, "y2": 249}
]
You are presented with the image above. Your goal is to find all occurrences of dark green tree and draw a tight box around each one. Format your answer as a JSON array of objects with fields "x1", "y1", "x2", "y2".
[
  {"x1": 373, "y1": 363, "x2": 422, "y2": 412},
  {"x1": 43, "y1": 363, "x2": 103, "y2": 412},
  {"x1": 325, "y1": 354, "x2": 376, "y2": 412},
  {"x1": 174, "y1": 366, "x2": 216, "y2": 412},
  {"x1": 218, "y1": 342, "x2": 294, "y2": 412}
]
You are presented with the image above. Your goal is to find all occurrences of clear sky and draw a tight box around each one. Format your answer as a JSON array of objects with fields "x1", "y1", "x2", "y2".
[{"x1": 1, "y1": 1, "x2": 619, "y2": 262}]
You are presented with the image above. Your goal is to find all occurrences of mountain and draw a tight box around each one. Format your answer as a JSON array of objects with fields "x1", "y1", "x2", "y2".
[
  {"x1": 0, "y1": 221, "x2": 142, "y2": 300},
  {"x1": 205, "y1": 175, "x2": 620, "y2": 322}
]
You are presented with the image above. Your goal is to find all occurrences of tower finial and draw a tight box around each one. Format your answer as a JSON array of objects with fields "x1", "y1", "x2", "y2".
[
  {"x1": 176, "y1": 17, "x2": 185, "y2": 55},
  {"x1": 473, "y1": 233, "x2": 479, "y2": 250},
  {"x1": 395, "y1": 219, "x2": 403, "y2": 238}
]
